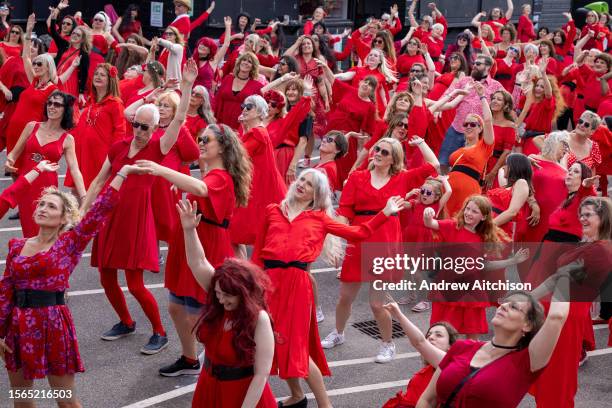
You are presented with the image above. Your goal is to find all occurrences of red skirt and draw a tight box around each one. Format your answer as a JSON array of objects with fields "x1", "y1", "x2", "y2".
[
  {"x1": 265, "y1": 266, "x2": 331, "y2": 379},
  {"x1": 430, "y1": 302, "x2": 488, "y2": 334},
  {"x1": 274, "y1": 145, "x2": 294, "y2": 183},
  {"x1": 192, "y1": 370, "x2": 277, "y2": 407}
]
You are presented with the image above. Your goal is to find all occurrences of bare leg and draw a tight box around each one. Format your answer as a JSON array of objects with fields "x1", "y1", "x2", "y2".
[
  {"x1": 280, "y1": 378, "x2": 305, "y2": 405},
  {"x1": 168, "y1": 302, "x2": 199, "y2": 360},
  {"x1": 304, "y1": 357, "x2": 332, "y2": 408},
  {"x1": 47, "y1": 374, "x2": 81, "y2": 408},
  {"x1": 369, "y1": 285, "x2": 392, "y2": 343},
  {"x1": 335, "y1": 282, "x2": 361, "y2": 333},
  {"x1": 7, "y1": 369, "x2": 35, "y2": 408},
  {"x1": 308, "y1": 272, "x2": 319, "y2": 308}
]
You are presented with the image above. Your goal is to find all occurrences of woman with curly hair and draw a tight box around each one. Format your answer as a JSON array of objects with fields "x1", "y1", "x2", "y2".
[{"x1": 135, "y1": 123, "x2": 252, "y2": 377}]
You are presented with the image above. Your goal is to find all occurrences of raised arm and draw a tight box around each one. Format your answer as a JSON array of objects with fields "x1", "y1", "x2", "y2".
[
  {"x1": 178, "y1": 199, "x2": 215, "y2": 291},
  {"x1": 5, "y1": 122, "x2": 36, "y2": 173},
  {"x1": 474, "y1": 82, "x2": 495, "y2": 145},
  {"x1": 22, "y1": 14, "x2": 36, "y2": 84},
  {"x1": 283, "y1": 35, "x2": 304, "y2": 57},
  {"x1": 160, "y1": 60, "x2": 197, "y2": 154},
  {"x1": 81, "y1": 157, "x2": 112, "y2": 213},
  {"x1": 505, "y1": 0, "x2": 515, "y2": 20},
  {"x1": 471, "y1": 11, "x2": 485, "y2": 27},
  {"x1": 212, "y1": 16, "x2": 233, "y2": 68},
  {"x1": 112, "y1": 17, "x2": 125, "y2": 43},
  {"x1": 261, "y1": 72, "x2": 299, "y2": 93},
  {"x1": 409, "y1": 136, "x2": 440, "y2": 173},
  {"x1": 408, "y1": 0, "x2": 418, "y2": 28}
]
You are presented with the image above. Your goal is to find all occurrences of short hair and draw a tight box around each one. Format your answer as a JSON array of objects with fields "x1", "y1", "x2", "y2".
[
  {"x1": 326, "y1": 130, "x2": 348, "y2": 159},
  {"x1": 580, "y1": 110, "x2": 602, "y2": 130},
  {"x1": 135, "y1": 103, "x2": 160, "y2": 126},
  {"x1": 540, "y1": 130, "x2": 569, "y2": 158},
  {"x1": 500, "y1": 291, "x2": 545, "y2": 350},
  {"x1": 523, "y1": 43, "x2": 539, "y2": 56},
  {"x1": 595, "y1": 53, "x2": 612, "y2": 71},
  {"x1": 432, "y1": 23, "x2": 444, "y2": 32},
  {"x1": 244, "y1": 94, "x2": 268, "y2": 121},
  {"x1": 476, "y1": 54, "x2": 493, "y2": 67}
]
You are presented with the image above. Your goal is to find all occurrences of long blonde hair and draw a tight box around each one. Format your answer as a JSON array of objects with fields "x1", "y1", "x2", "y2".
[
  {"x1": 368, "y1": 48, "x2": 398, "y2": 84},
  {"x1": 368, "y1": 137, "x2": 405, "y2": 176}
]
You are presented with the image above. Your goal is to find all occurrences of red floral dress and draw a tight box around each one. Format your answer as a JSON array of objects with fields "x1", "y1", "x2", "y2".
[{"x1": 0, "y1": 186, "x2": 119, "y2": 379}]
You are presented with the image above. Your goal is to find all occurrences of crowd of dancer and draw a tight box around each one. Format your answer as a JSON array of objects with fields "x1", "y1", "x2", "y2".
[{"x1": 0, "y1": 0, "x2": 610, "y2": 407}]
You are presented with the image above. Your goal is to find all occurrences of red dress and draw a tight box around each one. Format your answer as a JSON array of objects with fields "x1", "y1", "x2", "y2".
[
  {"x1": 349, "y1": 66, "x2": 389, "y2": 116},
  {"x1": 437, "y1": 340, "x2": 541, "y2": 407},
  {"x1": 314, "y1": 160, "x2": 338, "y2": 192},
  {"x1": 520, "y1": 96, "x2": 556, "y2": 156},
  {"x1": 338, "y1": 165, "x2": 437, "y2": 283},
  {"x1": 494, "y1": 59, "x2": 518, "y2": 93},
  {"x1": 150, "y1": 126, "x2": 199, "y2": 242},
  {"x1": 0, "y1": 186, "x2": 119, "y2": 379},
  {"x1": 0, "y1": 177, "x2": 31, "y2": 219},
  {"x1": 252, "y1": 203, "x2": 391, "y2": 378},
  {"x1": 383, "y1": 365, "x2": 435, "y2": 408},
  {"x1": 68, "y1": 96, "x2": 126, "y2": 188},
  {"x1": 487, "y1": 187, "x2": 529, "y2": 241},
  {"x1": 296, "y1": 55, "x2": 327, "y2": 137},
  {"x1": 430, "y1": 220, "x2": 488, "y2": 334},
  {"x1": 328, "y1": 80, "x2": 377, "y2": 187},
  {"x1": 484, "y1": 125, "x2": 515, "y2": 190},
  {"x1": 517, "y1": 15, "x2": 536, "y2": 43},
  {"x1": 92, "y1": 138, "x2": 166, "y2": 272},
  {"x1": 0, "y1": 56, "x2": 28, "y2": 147},
  {"x1": 165, "y1": 169, "x2": 235, "y2": 303},
  {"x1": 400, "y1": 200, "x2": 439, "y2": 243},
  {"x1": 15, "y1": 123, "x2": 69, "y2": 238},
  {"x1": 5, "y1": 80, "x2": 57, "y2": 154},
  {"x1": 185, "y1": 114, "x2": 207, "y2": 140},
  {"x1": 567, "y1": 140, "x2": 602, "y2": 170},
  {"x1": 0, "y1": 42, "x2": 22, "y2": 58},
  {"x1": 214, "y1": 75, "x2": 263, "y2": 131},
  {"x1": 229, "y1": 127, "x2": 287, "y2": 245},
  {"x1": 396, "y1": 54, "x2": 426, "y2": 92},
  {"x1": 192, "y1": 311, "x2": 277, "y2": 407},
  {"x1": 56, "y1": 47, "x2": 81, "y2": 97}
]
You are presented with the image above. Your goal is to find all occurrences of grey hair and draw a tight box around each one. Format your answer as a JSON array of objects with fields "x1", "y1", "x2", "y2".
[
  {"x1": 245, "y1": 33, "x2": 260, "y2": 49},
  {"x1": 244, "y1": 95, "x2": 269, "y2": 120},
  {"x1": 135, "y1": 103, "x2": 160, "y2": 126},
  {"x1": 432, "y1": 23, "x2": 444, "y2": 32},
  {"x1": 34, "y1": 53, "x2": 58, "y2": 84},
  {"x1": 282, "y1": 169, "x2": 345, "y2": 264},
  {"x1": 541, "y1": 130, "x2": 569, "y2": 159},
  {"x1": 580, "y1": 110, "x2": 602, "y2": 130},
  {"x1": 192, "y1": 85, "x2": 216, "y2": 125},
  {"x1": 523, "y1": 43, "x2": 539, "y2": 56}
]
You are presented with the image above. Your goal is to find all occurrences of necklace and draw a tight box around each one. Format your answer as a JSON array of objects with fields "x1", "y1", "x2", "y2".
[
  {"x1": 236, "y1": 74, "x2": 249, "y2": 80},
  {"x1": 158, "y1": 122, "x2": 169, "y2": 129},
  {"x1": 35, "y1": 79, "x2": 52, "y2": 90},
  {"x1": 491, "y1": 340, "x2": 519, "y2": 350}
]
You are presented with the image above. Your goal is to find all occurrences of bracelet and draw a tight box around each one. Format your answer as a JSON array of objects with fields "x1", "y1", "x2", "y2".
[
  {"x1": 479, "y1": 96, "x2": 487, "y2": 100},
  {"x1": 116, "y1": 172, "x2": 128, "y2": 179},
  {"x1": 32, "y1": 166, "x2": 42, "y2": 174}
]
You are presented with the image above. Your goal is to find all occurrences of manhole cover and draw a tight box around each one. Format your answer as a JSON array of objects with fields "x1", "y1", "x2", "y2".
[{"x1": 351, "y1": 319, "x2": 405, "y2": 340}]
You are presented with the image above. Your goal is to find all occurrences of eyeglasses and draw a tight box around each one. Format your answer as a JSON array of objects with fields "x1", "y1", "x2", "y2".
[
  {"x1": 463, "y1": 121, "x2": 480, "y2": 128},
  {"x1": 373, "y1": 39, "x2": 384, "y2": 45},
  {"x1": 420, "y1": 188, "x2": 434, "y2": 196},
  {"x1": 279, "y1": 61, "x2": 288, "y2": 66},
  {"x1": 93, "y1": 18, "x2": 105, "y2": 22},
  {"x1": 577, "y1": 118, "x2": 592, "y2": 128},
  {"x1": 46, "y1": 101, "x2": 65, "y2": 108},
  {"x1": 10, "y1": 30, "x2": 20, "y2": 35},
  {"x1": 322, "y1": 136, "x2": 335, "y2": 143},
  {"x1": 408, "y1": 42, "x2": 418, "y2": 46},
  {"x1": 397, "y1": 122, "x2": 409, "y2": 130},
  {"x1": 62, "y1": 21, "x2": 73, "y2": 26},
  {"x1": 498, "y1": 299, "x2": 528, "y2": 315},
  {"x1": 474, "y1": 61, "x2": 485, "y2": 67},
  {"x1": 132, "y1": 121, "x2": 151, "y2": 131},
  {"x1": 240, "y1": 103, "x2": 255, "y2": 111},
  {"x1": 450, "y1": 55, "x2": 460, "y2": 61},
  {"x1": 579, "y1": 212, "x2": 597, "y2": 219},
  {"x1": 374, "y1": 145, "x2": 391, "y2": 156},
  {"x1": 198, "y1": 135, "x2": 211, "y2": 145},
  {"x1": 32, "y1": 61, "x2": 44, "y2": 67}
]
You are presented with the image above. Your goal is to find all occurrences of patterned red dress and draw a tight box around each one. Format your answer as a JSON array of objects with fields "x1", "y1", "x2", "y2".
[
  {"x1": 15, "y1": 123, "x2": 69, "y2": 238},
  {"x1": 192, "y1": 311, "x2": 277, "y2": 407},
  {"x1": 165, "y1": 169, "x2": 235, "y2": 304},
  {"x1": 0, "y1": 186, "x2": 119, "y2": 379}
]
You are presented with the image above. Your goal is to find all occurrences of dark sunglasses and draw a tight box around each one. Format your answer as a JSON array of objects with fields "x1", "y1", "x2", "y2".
[
  {"x1": 10, "y1": 30, "x2": 20, "y2": 35},
  {"x1": 577, "y1": 118, "x2": 591, "y2": 128},
  {"x1": 46, "y1": 101, "x2": 65, "y2": 108},
  {"x1": 397, "y1": 122, "x2": 409, "y2": 130},
  {"x1": 93, "y1": 18, "x2": 105, "y2": 22},
  {"x1": 449, "y1": 55, "x2": 460, "y2": 61},
  {"x1": 32, "y1": 61, "x2": 44, "y2": 67},
  {"x1": 132, "y1": 121, "x2": 151, "y2": 131},
  {"x1": 463, "y1": 121, "x2": 480, "y2": 128},
  {"x1": 474, "y1": 61, "x2": 486, "y2": 67},
  {"x1": 374, "y1": 145, "x2": 391, "y2": 157},
  {"x1": 410, "y1": 68, "x2": 423, "y2": 73},
  {"x1": 198, "y1": 135, "x2": 211, "y2": 145},
  {"x1": 240, "y1": 103, "x2": 255, "y2": 111},
  {"x1": 62, "y1": 21, "x2": 73, "y2": 26},
  {"x1": 420, "y1": 188, "x2": 434, "y2": 196},
  {"x1": 373, "y1": 38, "x2": 384, "y2": 44},
  {"x1": 279, "y1": 61, "x2": 288, "y2": 66}
]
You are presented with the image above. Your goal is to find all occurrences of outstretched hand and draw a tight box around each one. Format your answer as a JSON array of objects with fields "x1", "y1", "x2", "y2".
[
  {"x1": 383, "y1": 196, "x2": 407, "y2": 216},
  {"x1": 176, "y1": 199, "x2": 201, "y2": 230}
]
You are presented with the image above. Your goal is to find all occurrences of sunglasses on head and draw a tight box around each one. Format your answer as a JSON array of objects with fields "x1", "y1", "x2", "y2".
[
  {"x1": 240, "y1": 103, "x2": 255, "y2": 111},
  {"x1": 374, "y1": 145, "x2": 391, "y2": 156},
  {"x1": 463, "y1": 121, "x2": 480, "y2": 128},
  {"x1": 577, "y1": 118, "x2": 591, "y2": 128},
  {"x1": 32, "y1": 61, "x2": 44, "y2": 67},
  {"x1": 132, "y1": 121, "x2": 151, "y2": 131},
  {"x1": 420, "y1": 188, "x2": 434, "y2": 196},
  {"x1": 47, "y1": 101, "x2": 65, "y2": 108}
]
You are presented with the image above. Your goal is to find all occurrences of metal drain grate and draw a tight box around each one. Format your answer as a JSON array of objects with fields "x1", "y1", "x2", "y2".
[{"x1": 351, "y1": 319, "x2": 405, "y2": 340}]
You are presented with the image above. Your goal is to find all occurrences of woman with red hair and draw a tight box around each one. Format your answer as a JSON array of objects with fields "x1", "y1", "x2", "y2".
[
  {"x1": 193, "y1": 16, "x2": 233, "y2": 94},
  {"x1": 163, "y1": 199, "x2": 278, "y2": 407}
]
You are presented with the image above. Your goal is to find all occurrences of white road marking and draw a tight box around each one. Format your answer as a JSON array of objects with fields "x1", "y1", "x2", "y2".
[
  {"x1": 0, "y1": 227, "x2": 22, "y2": 232},
  {"x1": 68, "y1": 283, "x2": 165, "y2": 296},
  {"x1": 0, "y1": 169, "x2": 202, "y2": 182},
  {"x1": 121, "y1": 384, "x2": 196, "y2": 408}
]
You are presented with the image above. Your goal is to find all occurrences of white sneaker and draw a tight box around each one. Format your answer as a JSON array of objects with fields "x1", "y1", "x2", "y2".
[
  {"x1": 375, "y1": 341, "x2": 396, "y2": 363},
  {"x1": 316, "y1": 306, "x2": 325, "y2": 323},
  {"x1": 321, "y1": 330, "x2": 345, "y2": 349},
  {"x1": 411, "y1": 301, "x2": 431, "y2": 312}
]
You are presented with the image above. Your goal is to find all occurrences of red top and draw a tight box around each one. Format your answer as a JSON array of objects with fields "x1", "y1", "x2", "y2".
[
  {"x1": 349, "y1": 66, "x2": 389, "y2": 116},
  {"x1": 494, "y1": 59, "x2": 519, "y2": 93},
  {"x1": 266, "y1": 97, "x2": 311, "y2": 147},
  {"x1": 185, "y1": 114, "x2": 208, "y2": 140},
  {"x1": 396, "y1": 53, "x2": 426, "y2": 91},
  {"x1": 580, "y1": 23, "x2": 605, "y2": 51},
  {"x1": 119, "y1": 76, "x2": 145, "y2": 105},
  {"x1": 0, "y1": 42, "x2": 22, "y2": 58},
  {"x1": 483, "y1": 17, "x2": 508, "y2": 42},
  {"x1": 555, "y1": 21, "x2": 576, "y2": 58},
  {"x1": 578, "y1": 64, "x2": 612, "y2": 110},
  {"x1": 517, "y1": 15, "x2": 536, "y2": 42},
  {"x1": 591, "y1": 126, "x2": 612, "y2": 174},
  {"x1": 0, "y1": 177, "x2": 29, "y2": 219},
  {"x1": 437, "y1": 219, "x2": 483, "y2": 243},
  {"x1": 547, "y1": 185, "x2": 596, "y2": 239},
  {"x1": 487, "y1": 186, "x2": 529, "y2": 240},
  {"x1": 118, "y1": 20, "x2": 141, "y2": 39},
  {"x1": 436, "y1": 340, "x2": 541, "y2": 408},
  {"x1": 404, "y1": 365, "x2": 436, "y2": 406},
  {"x1": 325, "y1": 80, "x2": 376, "y2": 135},
  {"x1": 0, "y1": 56, "x2": 28, "y2": 113},
  {"x1": 522, "y1": 96, "x2": 556, "y2": 133},
  {"x1": 314, "y1": 160, "x2": 338, "y2": 192},
  {"x1": 214, "y1": 75, "x2": 263, "y2": 131},
  {"x1": 169, "y1": 11, "x2": 210, "y2": 39},
  {"x1": 428, "y1": 72, "x2": 456, "y2": 100}
]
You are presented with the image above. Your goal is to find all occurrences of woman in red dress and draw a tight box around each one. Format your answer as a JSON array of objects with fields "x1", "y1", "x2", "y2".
[
  {"x1": 566, "y1": 111, "x2": 603, "y2": 173},
  {"x1": 445, "y1": 83, "x2": 495, "y2": 217},
  {"x1": 382, "y1": 306, "x2": 458, "y2": 408},
  {"x1": 313, "y1": 130, "x2": 348, "y2": 193},
  {"x1": 321, "y1": 137, "x2": 439, "y2": 364},
  {"x1": 252, "y1": 168, "x2": 405, "y2": 407},
  {"x1": 417, "y1": 288, "x2": 569, "y2": 407},
  {"x1": 88, "y1": 12, "x2": 118, "y2": 83},
  {"x1": 6, "y1": 19, "x2": 59, "y2": 155},
  {"x1": 517, "y1": 4, "x2": 536, "y2": 42},
  {"x1": 193, "y1": 16, "x2": 232, "y2": 94},
  {"x1": 214, "y1": 52, "x2": 263, "y2": 130},
  {"x1": 230, "y1": 95, "x2": 287, "y2": 253},
  {"x1": 423, "y1": 195, "x2": 507, "y2": 338},
  {"x1": 69, "y1": 63, "x2": 126, "y2": 189},
  {"x1": 112, "y1": 4, "x2": 142, "y2": 43},
  {"x1": 262, "y1": 77, "x2": 312, "y2": 184},
  {"x1": 5, "y1": 92, "x2": 86, "y2": 237},
  {"x1": 483, "y1": 90, "x2": 516, "y2": 190},
  {"x1": 185, "y1": 85, "x2": 215, "y2": 141},
  {"x1": 134, "y1": 123, "x2": 252, "y2": 377},
  {"x1": 121, "y1": 61, "x2": 165, "y2": 110},
  {"x1": 48, "y1": 7, "x2": 90, "y2": 102},
  {"x1": 0, "y1": 23, "x2": 23, "y2": 58},
  {"x1": 494, "y1": 45, "x2": 520, "y2": 93},
  {"x1": 83, "y1": 62, "x2": 197, "y2": 354},
  {"x1": 176, "y1": 200, "x2": 276, "y2": 407},
  {"x1": 0, "y1": 164, "x2": 141, "y2": 405}
]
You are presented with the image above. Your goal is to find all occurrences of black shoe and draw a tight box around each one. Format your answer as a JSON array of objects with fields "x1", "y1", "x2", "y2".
[
  {"x1": 278, "y1": 397, "x2": 307, "y2": 408},
  {"x1": 159, "y1": 356, "x2": 201, "y2": 377},
  {"x1": 101, "y1": 321, "x2": 136, "y2": 341},
  {"x1": 8, "y1": 211, "x2": 19, "y2": 220},
  {"x1": 141, "y1": 333, "x2": 169, "y2": 355}
]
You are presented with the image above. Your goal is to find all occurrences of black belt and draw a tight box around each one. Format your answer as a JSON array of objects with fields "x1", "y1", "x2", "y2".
[
  {"x1": 203, "y1": 356, "x2": 254, "y2": 381},
  {"x1": 15, "y1": 289, "x2": 65, "y2": 308},
  {"x1": 495, "y1": 73, "x2": 512, "y2": 80},
  {"x1": 276, "y1": 143, "x2": 292, "y2": 148},
  {"x1": 263, "y1": 259, "x2": 309, "y2": 271},
  {"x1": 577, "y1": 94, "x2": 584, "y2": 100},
  {"x1": 354, "y1": 210, "x2": 398, "y2": 217},
  {"x1": 492, "y1": 206, "x2": 503, "y2": 214},
  {"x1": 523, "y1": 130, "x2": 544, "y2": 139},
  {"x1": 196, "y1": 210, "x2": 229, "y2": 229},
  {"x1": 561, "y1": 81, "x2": 577, "y2": 91},
  {"x1": 492, "y1": 149, "x2": 504, "y2": 158},
  {"x1": 543, "y1": 229, "x2": 581, "y2": 243},
  {"x1": 450, "y1": 165, "x2": 481, "y2": 183},
  {"x1": 585, "y1": 105, "x2": 597, "y2": 112}
]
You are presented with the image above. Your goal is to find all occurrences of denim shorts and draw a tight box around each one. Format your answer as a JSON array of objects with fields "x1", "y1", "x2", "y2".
[
  {"x1": 438, "y1": 126, "x2": 466, "y2": 166},
  {"x1": 168, "y1": 291, "x2": 204, "y2": 315}
]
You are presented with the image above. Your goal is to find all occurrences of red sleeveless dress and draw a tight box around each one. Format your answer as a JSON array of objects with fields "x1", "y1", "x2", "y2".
[{"x1": 16, "y1": 123, "x2": 69, "y2": 237}]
